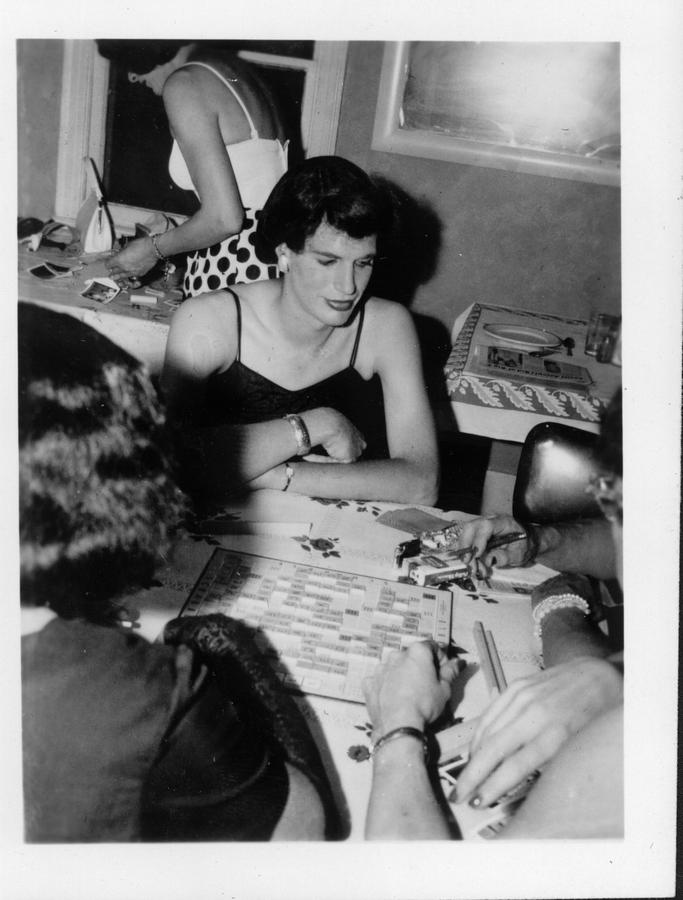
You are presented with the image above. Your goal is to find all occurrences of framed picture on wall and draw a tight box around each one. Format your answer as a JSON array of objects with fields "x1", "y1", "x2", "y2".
[{"x1": 372, "y1": 41, "x2": 620, "y2": 186}]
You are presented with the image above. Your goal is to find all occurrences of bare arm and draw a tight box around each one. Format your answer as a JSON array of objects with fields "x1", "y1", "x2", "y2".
[
  {"x1": 163, "y1": 298, "x2": 439, "y2": 505},
  {"x1": 249, "y1": 301, "x2": 440, "y2": 504},
  {"x1": 365, "y1": 739, "x2": 452, "y2": 840},
  {"x1": 503, "y1": 705, "x2": 623, "y2": 838},
  {"x1": 161, "y1": 296, "x2": 371, "y2": 496},
  {"x1": 363, "y1": 642, "x2": 461, "y2": 840},
  {"x1": 456, "y1": 515, "x2": 616, "y2": 580},
  {"x1": 453, "y1": 574, "x2": 622, "y2": 808},
  {"x1": 107, "y1": 70, "x2": 246, "y2": 283}
]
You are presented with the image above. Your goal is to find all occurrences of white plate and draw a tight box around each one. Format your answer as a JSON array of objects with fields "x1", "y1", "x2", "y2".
[{"x1": 482, "y1": 323, "x2": 562, "y2": 352}]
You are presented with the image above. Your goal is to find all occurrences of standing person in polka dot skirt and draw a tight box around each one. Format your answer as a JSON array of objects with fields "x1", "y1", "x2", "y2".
[
  {"x1": 99, "y1": 41, "x2": 288, "y2": 297},
  {"x1": 184, "y1": 207, "x2": 280, "y2": 297}
]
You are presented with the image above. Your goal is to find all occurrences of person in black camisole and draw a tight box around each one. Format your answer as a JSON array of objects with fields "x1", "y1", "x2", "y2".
[
  {"x1": 161, "y1": 156, "x2": 439, "y2": 504},
  {"x1": 204, "y1": 289, "x2": 389, "y2": 460}
]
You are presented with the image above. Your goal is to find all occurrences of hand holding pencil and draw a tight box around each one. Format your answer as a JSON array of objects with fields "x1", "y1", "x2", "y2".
[{"x1": 454, "y1": 514, "x2": 534, "y2": 576}]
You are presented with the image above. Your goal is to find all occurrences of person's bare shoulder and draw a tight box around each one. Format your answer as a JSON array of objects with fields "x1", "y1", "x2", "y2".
[
  {"x1": 170, "y1": 292, "x2": 239, "y2": 353},
  {"x1": 362, "y1": 296, "x2": 416, "y2": 344},
  {"x1": 354, "y1": 297, "x2": 417, "y2": 377},
  {"x1": 162, "y1": 65, "x2": 203, "y2": 106},
  {"x1": 164, "y1": 292, "x2": 239, "y2": 381},
  {"x1": 232, "y1": 278, "x2": 281, "y2": 323}
]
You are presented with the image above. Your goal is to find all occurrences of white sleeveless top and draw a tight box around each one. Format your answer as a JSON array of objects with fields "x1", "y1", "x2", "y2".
[{"x1": 168, "y1": 61, "x2": 288, "y2": 209}]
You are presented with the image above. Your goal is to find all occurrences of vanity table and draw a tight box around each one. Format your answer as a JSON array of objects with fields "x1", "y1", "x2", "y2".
[{"x1": 18, "y1": 244, "x2": 174, "y2": 374}]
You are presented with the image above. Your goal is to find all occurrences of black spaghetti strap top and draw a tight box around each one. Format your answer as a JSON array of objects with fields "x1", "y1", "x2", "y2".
[{"x1": 205, "y1": 290, "x2": 388, "y2": 459}]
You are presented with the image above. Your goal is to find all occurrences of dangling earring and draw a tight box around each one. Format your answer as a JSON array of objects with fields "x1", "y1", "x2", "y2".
[{"x1": 278, "y1": 254, "x2": 290, "y2": 274}]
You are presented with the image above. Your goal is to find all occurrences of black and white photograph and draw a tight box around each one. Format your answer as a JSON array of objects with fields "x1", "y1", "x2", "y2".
[{"x1": 7, "y1": 1, "x2": 681, "y2": 898}]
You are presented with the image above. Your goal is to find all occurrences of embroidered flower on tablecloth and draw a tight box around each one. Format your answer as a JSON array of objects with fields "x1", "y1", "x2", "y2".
[
  {"x1": 348, "y1": 744, "x2": 371, "y2": 762},
  {"x1": 312, "y1": 497, "x2": 347, "y2": 507},
  {"x1": 355, "y1": 504, "x2": 382, "y2": 517},
  {"x1": 354, "y1": 721, "x2": 373, "y2": 736},
  {"x1": 292, "y1": 535, "x2": 341, "y2": 558},
  {"x1": 465, "y1": 592, "x2": 499, "y2": 605},
  {"x1": 348, "y1": 721, "x2": 374, "y2": 762},
  {"x1": 311, "y1": 497, "x2": 382, "y2": 516}
]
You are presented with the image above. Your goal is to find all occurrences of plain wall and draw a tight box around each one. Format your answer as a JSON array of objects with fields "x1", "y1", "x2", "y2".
[
  {"x1": 334, "y1": 42, "x2": 621, "y2": 335},
  {"x1": 17, "y1": 40, "x2": 63, "y2": 222},
  {"x1": 17, "y1": 40, "x2": 621, "y2": 334}
]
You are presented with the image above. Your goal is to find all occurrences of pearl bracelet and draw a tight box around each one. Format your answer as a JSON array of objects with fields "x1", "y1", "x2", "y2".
[{"x1": 532, "y1": 593, "x2": 591, "y2": 641}]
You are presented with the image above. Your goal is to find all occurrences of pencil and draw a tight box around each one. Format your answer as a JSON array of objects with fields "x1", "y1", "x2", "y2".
[
  {"x1": 484, "y1": 531, "x2": 528, "y2": 552},
  {"x1": 473, "y1": 621, "x2": 498, "y2": 694},
  {"x1": 484, "y1": 628, "x2": 507, "y2": 692}
]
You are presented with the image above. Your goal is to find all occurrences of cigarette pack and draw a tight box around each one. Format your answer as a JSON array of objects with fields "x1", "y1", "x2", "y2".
[
  {"x1": 406, "y1": 549, "x2": 471, "y2": 586},
  {"x1": 130, "y1": 293, "x2": 157, "y2": 307}
]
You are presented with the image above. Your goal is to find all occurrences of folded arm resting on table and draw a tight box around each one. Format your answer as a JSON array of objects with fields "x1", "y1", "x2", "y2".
[{"x1": 161, "y1": 297, "x2": 439, "y2": 505}]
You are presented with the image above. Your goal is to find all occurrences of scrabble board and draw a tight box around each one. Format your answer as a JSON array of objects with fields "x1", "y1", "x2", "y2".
[{"x1": 182, "y1": 548, "x2": 453, "y2": 703}]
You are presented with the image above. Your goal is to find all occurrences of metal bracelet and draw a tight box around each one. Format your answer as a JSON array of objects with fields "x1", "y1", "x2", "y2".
[
  {"x1": 283, "y1": 413, "x2": 312, "y2": 456},
  {"x1": 282, "y1": 462, "x2": 295, "y2": 492},
  {"x1": 370, "y1": 726, "x2": 429, "y2": 760},
  {"x1": 150, "y1": 233, "x2": 168, "y2": 261}
]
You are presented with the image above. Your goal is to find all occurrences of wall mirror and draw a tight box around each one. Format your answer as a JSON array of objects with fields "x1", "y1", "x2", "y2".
[{"x1": 372, "y1": 41, "x2": 620, "y2": 186}]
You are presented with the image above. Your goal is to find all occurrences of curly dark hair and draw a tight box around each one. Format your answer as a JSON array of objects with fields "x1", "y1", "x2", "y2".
[
  {"x1": 18, "y1": 304, "x2": 187, "y2": 616},
  {"x1": 257, "y1": 155, "x2": 392, "y2": 255}
]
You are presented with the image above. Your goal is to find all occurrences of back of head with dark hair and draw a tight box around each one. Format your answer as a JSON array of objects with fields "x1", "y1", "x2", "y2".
[
  {"x1": 257, "y1": 155, "x2": 391, "y2": 255},
  {"x1": 96, "y1": 39, "x2": 187, "y2": 75},
  {"x1": 18, "y1": 304, "x2": 186, "y2": 616},
  {"x1": 595, "y1": 389, "x2": 622, "y2": 478}
]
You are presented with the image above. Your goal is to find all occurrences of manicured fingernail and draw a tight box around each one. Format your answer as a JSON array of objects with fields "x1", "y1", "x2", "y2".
[{"x1": 468, "y1": 794, "x2": 482, "y2": 808}]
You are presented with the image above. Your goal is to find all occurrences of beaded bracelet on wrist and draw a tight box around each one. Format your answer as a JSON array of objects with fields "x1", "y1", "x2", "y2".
[{"x1": 532, "y1": 593, "x2": 591, "y2": 642}]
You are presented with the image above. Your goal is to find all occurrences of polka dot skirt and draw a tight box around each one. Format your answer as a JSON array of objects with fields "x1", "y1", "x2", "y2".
[{"x1": 182, "y1": 208, "x2": 279, "y2": 298}]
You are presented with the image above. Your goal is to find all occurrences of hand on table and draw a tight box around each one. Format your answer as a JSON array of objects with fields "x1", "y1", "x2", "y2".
[
  {"x1": 105, "y1": 237, "x2": 157, "y2": 287},
  {"x1": 246, "y1": 466, "x2": 288, "y2": 492},
  {"x1": 454, "y1": 656, "x2": 623, "y2": 808},
  {"x1": 454, "y1": 515, "x2": 530, "y2": 576},
  {"x1": 303, "y1": 408, "x2": 367, "y2": 463},
  {"x1": 362, "y1": 641, "x2": 462, "y2": 737}
]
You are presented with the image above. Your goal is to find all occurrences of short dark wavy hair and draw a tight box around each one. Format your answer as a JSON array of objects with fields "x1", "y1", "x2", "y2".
[
  {"x1": 257, "y1": 155, "x2": 392, "y2": 254},
  {"x1": 96, "y1": 39, "x2": 187, "y2": 75},
  {"x1": 18, "y1": 304, "x2": 187, "y2": 616}
]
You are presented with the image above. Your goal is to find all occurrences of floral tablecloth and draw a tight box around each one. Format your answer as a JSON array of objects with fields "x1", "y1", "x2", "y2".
[
  {"x1": 131, "y1": 489, "x2": 545, "y2": 839},
  {"x1": 445, "y1": 303, "x2": 621, "y2": 441}
]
